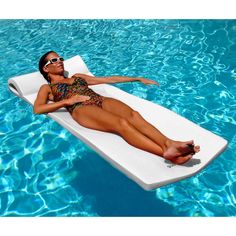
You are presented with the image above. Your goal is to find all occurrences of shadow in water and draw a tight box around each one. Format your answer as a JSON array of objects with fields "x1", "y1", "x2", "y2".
[{"x1": 70, "y1": 150, "x2": 175, "y2": 216}]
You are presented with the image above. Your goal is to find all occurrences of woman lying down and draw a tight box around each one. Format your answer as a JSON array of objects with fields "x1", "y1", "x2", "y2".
[{"x1": 34, "y1": 51, "x2": 200, "y2": 165}]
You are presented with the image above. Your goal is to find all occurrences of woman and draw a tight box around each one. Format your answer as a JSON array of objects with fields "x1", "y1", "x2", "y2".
[{"x1": 34, "y1": 51, "x2": 200, "y2": 164}]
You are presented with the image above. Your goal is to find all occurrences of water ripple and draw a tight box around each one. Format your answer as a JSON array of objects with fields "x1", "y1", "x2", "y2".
[{"x1": 0, "y1": 19, "x2": 236, "y2": 216}]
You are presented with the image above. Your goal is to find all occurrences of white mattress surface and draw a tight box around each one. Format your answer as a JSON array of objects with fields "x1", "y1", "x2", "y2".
[{"x1": 8, "y1": 55, "x2": 228, "y2": 190}]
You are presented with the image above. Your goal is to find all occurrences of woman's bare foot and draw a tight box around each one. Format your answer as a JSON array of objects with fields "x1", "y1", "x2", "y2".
[{"x1": 163, "y1": 140, "x2": 200, "y2": 164}]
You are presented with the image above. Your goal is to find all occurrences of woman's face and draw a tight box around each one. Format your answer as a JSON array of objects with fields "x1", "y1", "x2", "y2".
[{"x1": 43, "y1": 52, "x2": 64, "y2": 76}]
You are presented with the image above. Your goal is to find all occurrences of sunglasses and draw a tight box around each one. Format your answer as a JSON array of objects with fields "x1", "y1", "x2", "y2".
[{"x1": 44, "y1": 57, "x2": 64, "y2": 67}]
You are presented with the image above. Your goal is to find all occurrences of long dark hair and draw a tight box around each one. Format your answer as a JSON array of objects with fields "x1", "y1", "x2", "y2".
[{"x1": 38, "y1": 51, "x2": 56, "y2": 83}]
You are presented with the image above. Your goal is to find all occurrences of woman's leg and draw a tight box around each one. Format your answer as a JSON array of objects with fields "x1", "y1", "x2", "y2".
[
  {"x1": 72, "y1": 105, "x2": 164, "y2": 156},
  {"x1": 102, "y1": 98, "x2": 168, "y2": 147},
  {"x1": 102, "y1": 98, "x2": 200, "y2": 159},
  {"x1": 72, "y1": 105, "x2": 196, "y2": 164}
]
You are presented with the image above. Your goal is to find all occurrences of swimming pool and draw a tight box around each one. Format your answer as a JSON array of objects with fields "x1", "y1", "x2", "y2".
[{"x1": 0, "y1": 19, "x2": 235, "y2": 216}]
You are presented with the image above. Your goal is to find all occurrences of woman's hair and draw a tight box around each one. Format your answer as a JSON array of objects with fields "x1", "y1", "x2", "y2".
[{"x1": 38, "y1": 51, "x2": 56, "y2": 83}]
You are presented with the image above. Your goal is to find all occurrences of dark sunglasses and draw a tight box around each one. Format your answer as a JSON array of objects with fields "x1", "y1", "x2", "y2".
[{"x1": 44, "y1": 57, "x2": 64, "y2": 67}]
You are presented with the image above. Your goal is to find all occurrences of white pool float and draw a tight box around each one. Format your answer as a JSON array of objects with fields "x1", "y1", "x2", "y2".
[{"x1": 8, "y1": 55, "x2": 228, "y2": 190}]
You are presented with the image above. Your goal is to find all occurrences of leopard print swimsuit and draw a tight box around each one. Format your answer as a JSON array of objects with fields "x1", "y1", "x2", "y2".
[{"x1": 49, "y1": 76, "x2": 104, "y2": 113}]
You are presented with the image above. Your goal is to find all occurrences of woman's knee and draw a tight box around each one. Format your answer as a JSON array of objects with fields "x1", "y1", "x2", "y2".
[
  {"x1": 128, "y1": 110, "x2": 142, "y2": 123},
  {"x1": 117, "y1": 117, "x2": 132, "y2": 132}
]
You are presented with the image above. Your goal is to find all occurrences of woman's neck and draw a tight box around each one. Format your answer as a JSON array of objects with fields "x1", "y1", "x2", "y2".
[{"x1": 49, "y1": 74, "x2": 66, "y2": 84}]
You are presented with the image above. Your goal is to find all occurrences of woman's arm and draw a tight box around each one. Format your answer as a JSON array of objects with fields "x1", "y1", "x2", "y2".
[
  {"x1": 34, "y1": 84, "x2": 67, "y2": 114},
  {"x1": 73, "y1": 73, "x2": 159, "y2": 86},
  {"x1": 33, "y1": 84, "x2": 90, "y2": 114}
]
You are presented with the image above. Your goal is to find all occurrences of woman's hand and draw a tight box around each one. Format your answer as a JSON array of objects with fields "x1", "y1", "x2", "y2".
[
  {"x1": 139, "y1": 78, "x2": 160, "y2": 86},
  {"x1": 65, "y1": 95, "x2": 91, "y2": 106}
]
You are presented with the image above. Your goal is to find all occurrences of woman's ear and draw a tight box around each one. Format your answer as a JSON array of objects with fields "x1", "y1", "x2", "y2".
[{"x1": 43, "y1": 66, "x2": 49, "y2": 73}]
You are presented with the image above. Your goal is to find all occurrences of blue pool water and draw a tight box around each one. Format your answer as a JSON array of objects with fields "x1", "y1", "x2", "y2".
[{"x1": 0, "y1": 19, "x2": 236, "y2": 216}]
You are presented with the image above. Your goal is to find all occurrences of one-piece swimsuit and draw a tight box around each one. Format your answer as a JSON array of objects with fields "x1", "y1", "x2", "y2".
[{"x1": 50, "y1": 76, "x2": 105, "y2": 113}]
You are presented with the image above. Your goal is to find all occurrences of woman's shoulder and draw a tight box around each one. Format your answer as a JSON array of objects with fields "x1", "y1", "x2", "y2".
[
  {"x1": 37, "y1": 84, "x2": 54, "y2": 100},
  {"x1": 39, "y1": 84, "x2": 51, "y2": 93},
  {"x1": 72, "y1": 73, "x2": 82, "y2": 78},
  {"x1": 71, "y1": 73, "x2": 89, "y2": 80},
  {"x1": 40, "y1": 83, "x2": 51, "y2": 89},
  {"x1": 71, "y1": 74, "x2": 88, "y2": 85}
]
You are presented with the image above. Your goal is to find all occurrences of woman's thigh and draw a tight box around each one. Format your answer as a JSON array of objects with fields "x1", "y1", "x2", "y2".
[
  {"x1": 102, "y1": 97, "x2": 134, "y2": 118},
  {"x1": 71, "y1": 105, "x2": 122, "y2": 133}
]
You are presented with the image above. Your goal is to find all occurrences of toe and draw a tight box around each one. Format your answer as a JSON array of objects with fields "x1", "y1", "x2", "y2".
[
  {"x1": 181, "y1": 142, "x2": 195, "y2": 155},
  {"x1": 186, "y1": 140, "x2": 194, "y2": 145},
  {"x1": 194, "y1": 145, "x2": 200, "y2": 153},
  {"x1": 181, "y1": 140, "x2": 194, "y2": 149}
]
